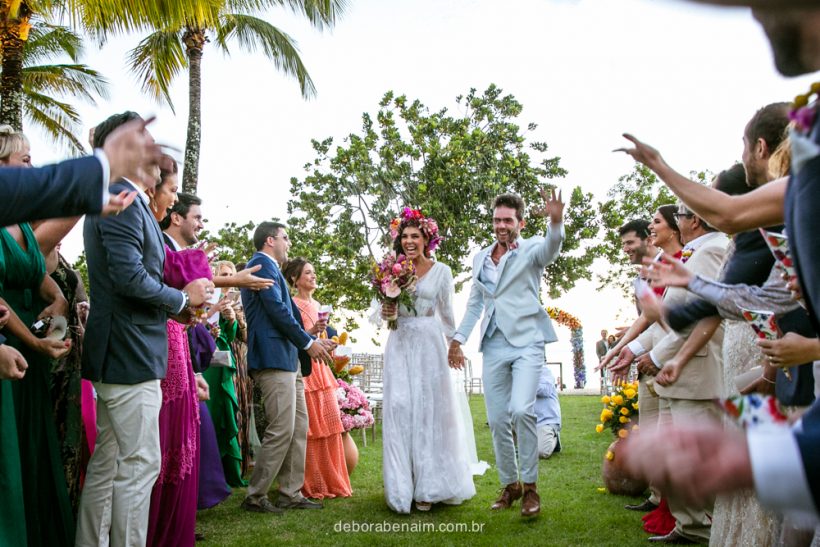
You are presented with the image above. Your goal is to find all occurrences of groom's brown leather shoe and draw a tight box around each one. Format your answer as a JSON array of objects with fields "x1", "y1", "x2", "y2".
[
  {"x1": 520, "y1": 483, "x2": 540, "y2": 517},
  {"x1": 491, "y1": 482, "x2": 522, "y2": 510}
]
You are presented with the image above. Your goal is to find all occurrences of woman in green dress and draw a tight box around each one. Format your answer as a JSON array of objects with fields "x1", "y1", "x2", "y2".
[
  {"x1": 203, "y1": 292, "x2": 247, "y2": 487},
  {"x1": 0, "y1": 126, "x2": 75, "y2": 546}
]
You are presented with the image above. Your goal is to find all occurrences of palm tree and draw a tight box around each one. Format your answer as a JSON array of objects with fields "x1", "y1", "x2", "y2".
[
  {"x1": 0, "y1": 0, "x2": 224, "y2": 130},
  {"x1": 127, "y1": 0, "x2": 347, "y2": 193},
  {"x1": 13, "y1": 20, "x2": 109, "y2": 153}
]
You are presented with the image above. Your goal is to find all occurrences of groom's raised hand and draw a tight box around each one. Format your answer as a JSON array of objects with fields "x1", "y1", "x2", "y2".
[{"x1": 531, "y1": 187, "x2": 564, "y2": 225}]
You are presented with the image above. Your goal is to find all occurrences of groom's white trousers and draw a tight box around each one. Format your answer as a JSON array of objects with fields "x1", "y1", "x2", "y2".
[{"x1": 482, "y1": 330, "x2": 545, "y2": 485}]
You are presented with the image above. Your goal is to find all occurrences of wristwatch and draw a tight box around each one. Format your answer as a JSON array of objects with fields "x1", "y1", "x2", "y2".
[{"x1": 181, "y1": 290, "x2": 190, "y2": 310}]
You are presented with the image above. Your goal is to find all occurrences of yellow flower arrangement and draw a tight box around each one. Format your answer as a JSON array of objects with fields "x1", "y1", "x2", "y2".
[{"x1": 595, "y1": 379, "x2": 640, "y2": 439}]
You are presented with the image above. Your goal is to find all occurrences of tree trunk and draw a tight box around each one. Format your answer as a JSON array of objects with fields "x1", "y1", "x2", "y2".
[
  {"x1": 0, "y1": 10, "x2": 31, "y2": 131},
  {"x1": 182, "y1": 27, "x2": 207, "y2": 194}
]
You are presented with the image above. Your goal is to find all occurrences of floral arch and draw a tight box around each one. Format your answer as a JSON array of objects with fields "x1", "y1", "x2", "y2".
[{"x1": 546, "y1": 307, "x2": 585, "y2": 389}]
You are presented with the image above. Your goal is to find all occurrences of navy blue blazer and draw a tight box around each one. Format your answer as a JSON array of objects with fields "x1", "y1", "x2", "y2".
[
  {"x1": 0, "y1": 156, "x2": 103, "y2": 226},
  {"x1": 785, "y1": 119, "x2": 820, "y2": 510},
  {"x1": 82, "y1": 180, "x2": 184, "y2": 384},
  {"x1": 241, "y1": 252, "x2": 312, "y2": 376}
]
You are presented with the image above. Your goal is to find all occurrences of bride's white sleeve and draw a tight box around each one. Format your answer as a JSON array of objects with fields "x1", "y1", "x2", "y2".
[{"x1": 436, "y1": 264, "x2": 457, "y2": 343}]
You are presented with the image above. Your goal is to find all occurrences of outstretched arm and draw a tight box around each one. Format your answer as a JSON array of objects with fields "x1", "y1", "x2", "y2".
[{"x1": 617, "y1": 134, "x2": 786, "y2": 232}]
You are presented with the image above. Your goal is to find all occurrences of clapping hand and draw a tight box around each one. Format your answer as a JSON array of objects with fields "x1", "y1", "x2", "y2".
[
  {"x1": 183, "y1": 278, "x2": 214, "y2": 307},
  {"x1": 531, "y1": 187, "x2": 564, "y2": 225}
]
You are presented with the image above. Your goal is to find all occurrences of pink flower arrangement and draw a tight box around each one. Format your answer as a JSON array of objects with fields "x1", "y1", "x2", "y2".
[
  {"x1": 371, "y1": 251, "x2": 417, "y2": 329},
  {"x1": 336, "y1": 379, "x2": 375, "y2": 432}
]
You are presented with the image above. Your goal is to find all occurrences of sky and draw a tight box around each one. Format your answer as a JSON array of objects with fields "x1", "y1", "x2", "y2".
[{"x1": 30, "y1": 0, "x2": 816, "y2": 389}]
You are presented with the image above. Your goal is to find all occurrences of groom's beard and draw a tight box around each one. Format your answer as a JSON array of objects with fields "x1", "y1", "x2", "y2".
[{"x1": 495, "y1": 228, "x2": 520, "y2": 248}]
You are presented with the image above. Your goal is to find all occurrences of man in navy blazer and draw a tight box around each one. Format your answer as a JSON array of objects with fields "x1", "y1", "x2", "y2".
[
  {"x1": 76, "y1": 112, "x2": 213, "y2": 547},
  {"x1": 241, "y1": 221, "x2": 335, "y2": 514},
  {"x1": 0, "y1": 119, "x2": 178, "y2": 380}
]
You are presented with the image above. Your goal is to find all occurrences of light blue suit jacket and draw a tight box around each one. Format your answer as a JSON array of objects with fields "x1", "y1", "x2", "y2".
[{"x1": 454, "y1": 223, "x2": 564, "y2": 350}]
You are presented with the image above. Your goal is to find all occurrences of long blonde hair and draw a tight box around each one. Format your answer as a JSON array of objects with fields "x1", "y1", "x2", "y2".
[{"x1": 0, "y1": 125, "x2": 29, "y2": 164}]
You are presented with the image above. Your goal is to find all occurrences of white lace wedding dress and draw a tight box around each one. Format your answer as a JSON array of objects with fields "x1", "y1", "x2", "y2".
[{"x1": 381, "y1": 261, "x2": 477, "y2": 513}]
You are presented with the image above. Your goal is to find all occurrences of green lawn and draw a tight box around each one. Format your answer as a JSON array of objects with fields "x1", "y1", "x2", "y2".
[{"x1": 197, "y1": 395, "x2": 652, "y2": 546}]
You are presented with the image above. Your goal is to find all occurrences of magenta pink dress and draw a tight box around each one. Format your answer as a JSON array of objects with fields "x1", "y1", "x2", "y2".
[{"x1": 146, "y1": 247, "x2": 211, "y2": 547}]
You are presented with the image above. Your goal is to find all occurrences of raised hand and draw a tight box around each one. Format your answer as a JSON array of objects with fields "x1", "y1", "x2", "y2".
[
  {"x1": 614, "y1": 134, "x2": 666, "y2": 171},
  {"x1": 531, "y1": 187, "x2": 564, "y2": 224},
  {"x1": 642, "y1": 253, "x2": 693, "y2": 288},
  {"x1": 103, "y1": 116, "x2": 164, "y2": 183},
  {"x1": 231, "y1": 265, "x2": 274, "y2": 290}
]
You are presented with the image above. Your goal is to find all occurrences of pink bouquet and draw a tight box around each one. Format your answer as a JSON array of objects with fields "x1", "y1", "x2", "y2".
[
  {"x1": 336, "y1": 379, "x2": 375, "y2": 432},
  {"x1": 371, "y1": 251, "x2": 417, "y2": 330}
]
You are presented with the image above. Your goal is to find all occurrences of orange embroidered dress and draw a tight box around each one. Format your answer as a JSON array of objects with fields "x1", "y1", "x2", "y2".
[{"x1": 293, "y1": 296, "x2": 352, "y2": 499}]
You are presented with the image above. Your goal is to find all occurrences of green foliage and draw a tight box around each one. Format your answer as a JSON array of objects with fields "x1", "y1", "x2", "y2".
[
  {"x1": 72, "y1": 251, "x2": 89, "y2": 300},
  {"x1": 594, "y1": 164, "x2": 677, "y2": 295},
  {"x1": 199, "y1": 220, "x2": 259, "y2": 266},
  {"x1": 286, "y1": 85, "x2": 601, "y2": 328},
  {"x1": 15, "y1": 20, "x2": 110, "y2": 154}
]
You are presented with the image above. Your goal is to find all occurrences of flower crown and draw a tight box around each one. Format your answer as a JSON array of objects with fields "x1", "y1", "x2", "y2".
[{"x1": 389, "y1": 207, "x2": 443, "y2": 253}]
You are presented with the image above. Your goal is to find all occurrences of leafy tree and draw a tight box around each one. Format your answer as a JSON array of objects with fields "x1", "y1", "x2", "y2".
[
  {"x1": 200, "y1": 219, "x2": 259, "y2": 265},
  {"x1": 595, "y1": 164, "x2": 707, "y2": 295},
  {"x1": 126, "y1": 0, "x2": 346, "y2": 193},
  {"x1": 285, "y1": 85, "x2": 601, "y2": 330}
]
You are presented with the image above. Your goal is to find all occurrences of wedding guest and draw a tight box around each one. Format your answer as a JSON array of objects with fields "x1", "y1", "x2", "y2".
[
  {"x1": 283, "y1": 257, "x2": 352, "y2": 499},
  {"x1": 46, "y1": 243, "x2": 90, "y2": 513},
  {"x1": 535, "y1": 366, "x2": 562, "y2": 459},
  {"x1": 0, "y1": 126, "x2": 75, "y2": 546},
  {"x1": 204, "y1": 287, "x2": 247, "y2": 488},
  {"x1": 144, "y1": 161, "x2": 211, "y2": 547},
  {"x1": 596, "y1": 330, "x2": 608, "y2": 388},
  {"x1": 77, "y1": 112, "x2": 213, "y2": 547},
  {"x1": 620, "y1": 2, "x2": 820, "y2": 520},
  {"x1": 382, "y1": 209, "x2": 476, "y2": 513},
  {"x1": 241, "y1": 222, "x2": 335, "y2": 514},
  {"x1": 214, "y1": 260, "x2": 255, "y2": 477}
]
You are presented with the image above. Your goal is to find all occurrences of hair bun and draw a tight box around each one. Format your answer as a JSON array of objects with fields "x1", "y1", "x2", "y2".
[{"x1": 0, "y1": 125, "x2": 17, "y2": 135}]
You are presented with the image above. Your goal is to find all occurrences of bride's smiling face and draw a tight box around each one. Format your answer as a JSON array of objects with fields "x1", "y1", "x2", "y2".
[{"x1": 400, "y1": 226, "x2": 428, "y2": 260}]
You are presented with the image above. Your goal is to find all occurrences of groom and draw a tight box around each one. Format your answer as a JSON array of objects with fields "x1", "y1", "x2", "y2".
[{"x1": 449, "y1": 189, "x2": 564, "y2": 518}]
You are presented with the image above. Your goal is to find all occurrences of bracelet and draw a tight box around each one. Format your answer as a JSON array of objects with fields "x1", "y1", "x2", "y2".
[{"x1": 761, "y1": 376, "x2": 776, "y2": 385}]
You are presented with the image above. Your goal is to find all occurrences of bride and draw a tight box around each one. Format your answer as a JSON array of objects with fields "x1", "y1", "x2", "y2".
[{"x1": 380, "y1": 208, "x2": 476, "y2": 513}]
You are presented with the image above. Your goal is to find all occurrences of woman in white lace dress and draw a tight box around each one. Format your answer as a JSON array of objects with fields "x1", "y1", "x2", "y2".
[{"x1": 380, "y1": 209, "x2": 476, "y2": 513}]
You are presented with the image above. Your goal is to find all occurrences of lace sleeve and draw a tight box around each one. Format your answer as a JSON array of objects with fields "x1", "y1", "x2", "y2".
[
  {"x1": 687, "y1": 266, "x2": 800, "y2": 321},
  {"x1": 435, "y1": 263, "x2": 457, "y2": 343}
]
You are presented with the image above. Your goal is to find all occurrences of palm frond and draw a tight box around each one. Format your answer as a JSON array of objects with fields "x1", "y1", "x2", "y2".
[
  {"x1": 24, "y1": 21, "x2": 84, "y2": 64},
  {"x1": 22, "y1": 64, "x2": 110, "y2": 103},
  {"x1": 215, "y1": 13, "x2": 316, "y2": 99},
  {"x1": 23, "y1": 91, "x2": 85, "y2": 155},
  {"x1": 126, "y1": 29, "x2": 186, "y2": 110},
  {"x1": 224, "y1": 0, "x2": 348, "y2": 30},
  {"x1": 59, "y1": 0, "x2": 223, "y2": 39}
]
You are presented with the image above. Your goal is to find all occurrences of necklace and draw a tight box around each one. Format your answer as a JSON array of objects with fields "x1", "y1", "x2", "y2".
[{"x1": 790, "y1": 82, "x2": 820, "y2": 133}]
